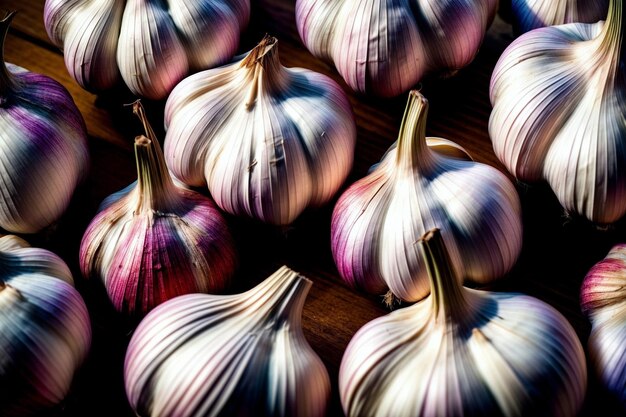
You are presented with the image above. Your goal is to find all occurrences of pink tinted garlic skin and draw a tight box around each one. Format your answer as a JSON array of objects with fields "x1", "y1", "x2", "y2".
[
  {"x1": 296, "y1": 0, "x2": 498, "y2": 97},
  {"x1": 581, "y1": 244, "x2": 626, "y2": 407},
  {"x1": 80, "y1": 103, "x2": 237, "y2": 320}
]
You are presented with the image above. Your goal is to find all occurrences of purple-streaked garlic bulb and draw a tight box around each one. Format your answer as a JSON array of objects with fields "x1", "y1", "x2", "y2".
[
  {"x1": 489, "y1": 0, "x2": 626, "y2": 225},
  {"x1": 331, "y1": 90, "x2": 522, "y2": 302},
  {"x1": 0, "y1": 234, "x2": 91, "y2": 417},
  {"x1": 0, "y1": 11, "x2": 89, "y2": 233},
  {"x1": 510, "y1": 0, "x2": 609, "y2": 34},
  {"x1": 125, "y1": 266, "x2": 330, "y2": 417},
  {"x1": 44, "y1": 0, "x2": 250, "y2": 99},
  {"x1": 164, "y1": 35, "x2": 356, "y2": 226},
  {"x1": 79, "y1": 101, "x2": 236, "y2": 319},
  {"x1": 296, "y1": 0, "x2": 497, "y2": 97},
  {"x1": 581, "y1": 244, "x2": 626, "y2": 407},
  {"x1": 340, "y1": 228, "x2": 587, "y2": 417}
]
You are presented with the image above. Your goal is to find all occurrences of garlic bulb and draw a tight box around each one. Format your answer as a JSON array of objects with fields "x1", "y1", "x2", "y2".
[
  {"x1": 340, "y1": 228, "x2": 587, "y2": 417},
  {"x1": 79, "y1": 101, "x2": 236, "y2": 319},
  {"x1": 331, "y1": 90, "x2": 522, "y2": 301},
  {"x1": 295, "y1": 0, "x2": 498, "y2": 97},
  {"x1": 0, "y1": 235, "x2": 91, "y2": 417},
  {"x1": 489, "y1": 0, "x2": 626, "y2": 224},
  {"x1": 164, "y1": 36, "x2": 356, "y2": 225},
  {"x1": 44, "y1": 0, "x2": 250, "y2": 99},
  {"x1": 124, "y1": 265, "x2": 330, "y2": 417},
  {"x1": 511, "y1": 0, "x2": 609, "y2": 33},
  {"x1": 581, "y1": 244, "x2": 626, "y2": 407},
  {"x1": 0, "y1": 11, "x2": 89, "y2": 233}
]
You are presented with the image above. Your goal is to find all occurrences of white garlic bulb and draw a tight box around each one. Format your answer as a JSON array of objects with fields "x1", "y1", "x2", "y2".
[
  {"x1": 510, "y1": 0, "x2": 609, "y2": 33},
  {"x1": 296, "y1": 0, "x2": 498, "y2": 97},
  {"x1": 340, "y1": 228, "x2": 587, "y2": 417},
  {"x1": 0, "y1": 11, "x2": 89, "y2": 233},
  {"x1": 331, "y1": 90, "x2": 522, "y2": 301},
  {"x1": 124, "y1": 266, "x2": 330, "y2": 417},
  {"x1": 581, "y1": 244, "x2": 626, "y2": 407},
  {"x1": 164, "y1": 35, "x2": 356, "y2": 225},
  {"x1": 0, "y1": 235, "x2": 91, "y2": 417},
  {"x1": 44, "y1": 0, "x2": 250, "y2": 99},
  {"x1": 490, "y1": 0, "x2": 626, "y2": 224}
]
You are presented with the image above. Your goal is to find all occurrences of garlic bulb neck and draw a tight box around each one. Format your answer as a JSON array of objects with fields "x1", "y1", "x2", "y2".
[
  {"x1": 133, "y1": 135, "x2": 178, "y2": 213},
  {"x1": 0, "y1": 11, "x2": 17, "y2": 100},
  {"x1": 242, "y1": 36, "x2": 288, "y2": 109},
  {"x1": 597, "y1": 0, "x2": 624, "y2": 62},
  {"x1": 421, "y1": 229, "x2": 467, "y2": 321},
  {"x1": 395, "y1": 91, "x2": 436, "y2": 173},
  {"x1": 244, "y1": 266, "x2": 311, "y2": 328}
]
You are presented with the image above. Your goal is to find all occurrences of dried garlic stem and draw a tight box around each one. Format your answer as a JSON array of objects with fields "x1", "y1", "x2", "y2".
[{"x1": 0, "y1": 11, "x2": 17, "y2": 99}]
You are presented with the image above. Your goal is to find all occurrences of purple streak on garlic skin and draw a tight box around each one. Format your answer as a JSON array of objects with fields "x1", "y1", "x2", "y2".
[
  {"x1": 0, "y1": 12, "x2": 89, "y2": 233},
  {"x1": 581, "y1": 243, "x2": 626, "y2": 407},
  {"x1": 511, "y1": 0, "x2": 609, "y2": 34}
]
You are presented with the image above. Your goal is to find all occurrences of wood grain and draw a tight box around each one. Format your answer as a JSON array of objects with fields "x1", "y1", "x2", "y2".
[{"x1": 1, "y1": 0, "x2": 625, "y2": 416}]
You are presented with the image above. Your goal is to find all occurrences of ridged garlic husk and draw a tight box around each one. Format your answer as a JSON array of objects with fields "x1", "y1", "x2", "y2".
[
  {"x1": 80, "y1": 102, "x2": 236, "y2": 319},
  {"x1": 0, "y1": 235, "x2": 91, "y2": 417},
  {"x1": 44, "y1": 0, "x2": 250, "y2": 99},
  {"x1": 340, "y1": 228, "x2": 587, "y2": 417},
  {"x1": 125, "y1": 266, "x2": 330, "y2": 417},
  {"x1": 581, "y1": 244, "x2": 626, "y2": 407},
  {"x1": 490, "y1": 0, "x2": 626, "y2": 224},
  {"x1": 164, "y1": 36, "x2": 356, "y2": 225},
  {"x1": 331, "y1": 90, "x2": 522, "y2": 302},
  {"x1": 295, "y1": 0, "x2": 498, "y2": 97},
  {"x1": 510, "y1": 0, "x2": 609, "y2": 34},
  {"x1": 0, "y1": 11, "x2": 89, "y2": 233}
]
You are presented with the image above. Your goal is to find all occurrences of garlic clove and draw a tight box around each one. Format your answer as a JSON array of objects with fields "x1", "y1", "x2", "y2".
[
  {"x1": 164, "y1": 35, "x2": 356, "y2": 225},
  {"x1": 125, "y1": 265, "x2": 330, "y2": 417},
  {"x1": 511, "y1": 0, "x2": 609, "y2": 34},
  {"x1": 332, "y1": 90, "x2": 522, "y2": 301},
  {"x1": 340, "y1": 228, "x2": 587, "y2": 417}
]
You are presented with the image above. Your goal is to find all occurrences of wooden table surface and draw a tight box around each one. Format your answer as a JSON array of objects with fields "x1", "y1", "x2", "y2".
[{"x1": 1, "y1": 1, "x2": 625, "y2": 416}]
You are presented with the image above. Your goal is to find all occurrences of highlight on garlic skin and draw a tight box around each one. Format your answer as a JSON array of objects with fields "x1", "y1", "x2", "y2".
[
  {"x1": 0, "y1": 235, "x2": 92, "y2": 417},
  {"x1": 331, "y1": 90, "x2": 522, "y2": 302},
  {"x1": 79, "y1": 101, "x2": 237, "y2": 319},
  {"x1": 489, "y1": 0, "x2": 626, "y2": 225},
  {"x1": 0, "y1": 11, "x2": 89, "y2": 233},
  {"x1": 44, "y1": 0, "x2": 250, "y2": 99},
  {"x1": 510, "y1": 0, "x2": 609, "y2": 33},
  {"x1": 339, "y1": 228, "x2": 587, "y2": 417},
  {"x1": 124, "y1": 266, "x2": 330, "y2": 417},
  {"x1": 164, "y1": 35, "x2": 356, "y2": 226},
  {"x1": 295, "y1": 0, "x2": 498, "y2": 97},
  {"x1": 581, "y1": 244, "x2": 626, "y2": 407}
]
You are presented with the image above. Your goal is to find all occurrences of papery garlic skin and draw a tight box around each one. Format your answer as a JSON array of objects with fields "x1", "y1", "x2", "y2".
[
  {"x1": 340, "y1": 229, "x2": 587, "y2": 417},
  {"x1": 44, "y1": 0, "x2": 250, "y2": 99},
  {"x1": 0, "y1": 12, "x2": 89, "y2": 233},
  {"x1": 581, "y1": 244, "x2": 626, "y2": 407},
  {"x1": 80, "y1": 102, "x2": 236, "y2": 319},
  {"x1": 0, "y1": 235, "x2": 91, "y2": 417},
  {"x1": 331, "y1": 91, "x2": 522, "y2": 301},
  {"x1": 125, "y1": 266, "x2": 330, "y2": 417},
  {"x1": 296, "y1": 0, "x2": 497, "y2": 97},
  {"x1": 164, "y1": 36, "x2": 356, "y2": 225},
  {"x1": 511, "y1": 0, "x2": 609, "y2": 33},
  {"x1": 489, "y1": 0, "x2": 626, "y2": 224}
]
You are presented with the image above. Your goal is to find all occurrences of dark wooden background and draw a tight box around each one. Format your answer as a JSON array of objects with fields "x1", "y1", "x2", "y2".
[{"x1": 0, "y1": 1, "x2": 625, "y2": 416}]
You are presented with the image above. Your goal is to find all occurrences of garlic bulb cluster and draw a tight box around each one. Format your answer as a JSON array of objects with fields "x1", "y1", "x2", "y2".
[
  {"x1": 296, "y1": 0, "x2": 498, "y2": 97},
  {"x1": 581, "y1": 244, "x2": 626, "y2": 407},
  {"x1": 44, "y1": 0, "x2": 250, "y2": 99},
  {"x1": 0, "y1": 11, "x2": 89, "y2": 233},
  {"x1": 511, "y1": 0, "x2": 609, "y2": 33},
  {"x1": 340, "y1": 228, "x2": 587, "y2": 417},
  {"x1": 164, "y1": 36, "x2": 356, "y2": 225},
  {"x1": 80, "y1": 102, "x2": 236, "y2": 319},
  {"x1": 489, "y1": 0, "x2": 626, "y2": 224},
  {"x1": 0, "y1": 235, "x2": 91, "y2": 417},
  {"x1": 331, "y1": 91, "x2": 522, "y2": 302},
  {"x1": 125, "y1": 266, "x2": 330, "y2": 417}
]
